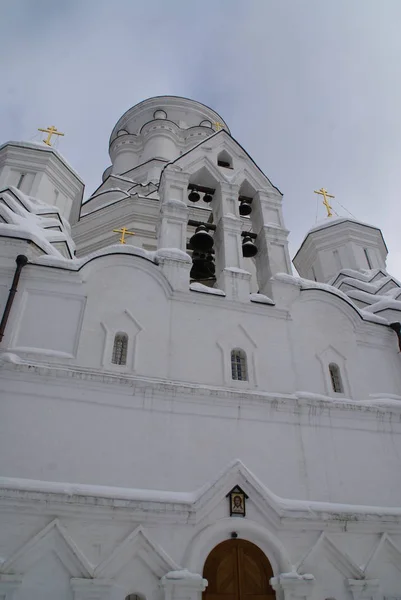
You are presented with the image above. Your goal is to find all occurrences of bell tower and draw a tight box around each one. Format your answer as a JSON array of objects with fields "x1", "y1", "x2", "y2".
[{"x1": 156, "y1": 112, "x2": 292, "y2": 299}]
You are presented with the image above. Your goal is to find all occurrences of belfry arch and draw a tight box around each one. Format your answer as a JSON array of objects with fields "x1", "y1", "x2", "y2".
[{"x1": 203, "y1": 539, "x2": 275, "y2": 600}]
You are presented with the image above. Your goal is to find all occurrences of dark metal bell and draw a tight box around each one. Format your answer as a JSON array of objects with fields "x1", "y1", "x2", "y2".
[
  {"x1": 189, "y1": 225, "x2": 214, "y2": 251},
  {"x1": 239, "y1": 201, "x2": 252, "y2": 216},
  {"x1": 190, "y1": 251, "x2": 215, "y2": 280},
  {"x1": 203, "y1": 193, "x2": 213, "y2": 203},
  {"x1": 188, "y1": 191, "x2": 200, "y2": 203},
  {"x1": 242, "y1": 236, "x2": 258, "y2": 258}
]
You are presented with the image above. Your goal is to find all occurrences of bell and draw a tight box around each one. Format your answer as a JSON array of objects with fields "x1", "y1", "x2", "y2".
[
  {"x1": 190, "y1": 251, "x2": 215, "y2": 280},
  {"x1": 239, "y1": 201, "x2": 252, "y2": 216},
  {"x1": 189, "y1": 225, "x2": 214, "y2": 251},
  {"x1": 242, "y1": 236, "x2": 258, "y2": 258},
  {"x1": 203, "y1": 193, "x2": 213, "y2": 203},
  {"x1": 188, "y1": 190, "x2": 200, "y2": 203}
]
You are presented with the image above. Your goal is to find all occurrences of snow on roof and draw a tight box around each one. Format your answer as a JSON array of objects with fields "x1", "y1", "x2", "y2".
[
  {"x1": 307, "y1": 216, "x2": 381, "y2": 236},
  {"x1": 274, "y1": 272, "x2": 389, "y2": 325}
]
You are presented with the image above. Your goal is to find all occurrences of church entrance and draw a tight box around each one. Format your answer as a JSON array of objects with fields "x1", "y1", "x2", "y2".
[{"x1": 203, "y1": 539, "x2": 275, "y2": 600}]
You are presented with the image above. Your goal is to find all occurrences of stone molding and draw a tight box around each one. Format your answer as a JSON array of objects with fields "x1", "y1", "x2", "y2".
[
  {"x1": 0, "y1": 575, "x2": 23, "y2": 600},
  {"x1": 160, "y1": 569, "x2": 207, "y2": 600},
  {"x1": 270, "y1": 573, "x2": 315, "y2": 600},
  {"x1": 347, "y1": 579, "x2": 382, "y2": 600}
]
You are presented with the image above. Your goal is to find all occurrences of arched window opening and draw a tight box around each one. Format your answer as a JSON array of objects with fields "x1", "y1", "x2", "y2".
[
  {"x1": 126, "y1": 595, "x2": 144, "y2": 600},
  {"x1": 217, "y1": 150, "x2": 233, "y2": 169},
  {"x1": 329, "y1": 363, "x2": 343, "y2": 393},
  {"x1": 112, "y1": 332, "x2": 128, "y2": 365},
  {"x1": 231, "y1": 349, "x2": 248, "y2": 381}
]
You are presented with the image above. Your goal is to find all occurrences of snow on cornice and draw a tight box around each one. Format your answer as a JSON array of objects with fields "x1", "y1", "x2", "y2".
[
  {"x1": 307, "y1": 216, "x2": 381, "y2": 236},
  {"x1": 0, "y1": 141, "x2": 83, "y2": 183},
  {"x1": 0, "y1": 187, "x2": 75, "y2": 257},
  {"x1": 1, "y1": 457, "x2": 401, "y2": 518}
]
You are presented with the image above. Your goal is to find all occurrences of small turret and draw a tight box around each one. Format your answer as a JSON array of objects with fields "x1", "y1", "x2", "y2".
[
  {"x1": 0, "y1": 141, "x2": 84, "y2": 225},
  {"x1": 293, "y1": 217, "x2": 388, "y2": 283}
]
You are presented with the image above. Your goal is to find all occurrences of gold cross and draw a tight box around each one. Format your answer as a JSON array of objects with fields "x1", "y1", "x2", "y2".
[
  {"x1": 113, "y1": 226, "x2": 135, "y2": 244},
  {"x1": 314, "y1": 187, "x2": 335, "y2": 217},
  {"x1": 214, "y1": 121, "x2": 225, "y2": 131},
  {"x1": 38, "y1": 125, "x2": 65, "y2": 146}
]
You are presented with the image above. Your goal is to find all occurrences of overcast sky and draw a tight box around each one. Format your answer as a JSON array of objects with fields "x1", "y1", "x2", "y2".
[{"x1": 2, "y1": 0, "x2": 401, "y2": 277}]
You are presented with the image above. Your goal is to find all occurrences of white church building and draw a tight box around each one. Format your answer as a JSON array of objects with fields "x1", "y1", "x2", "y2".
[{"x1": 1, "y1": 96, "x2": 401, "y2": 600}]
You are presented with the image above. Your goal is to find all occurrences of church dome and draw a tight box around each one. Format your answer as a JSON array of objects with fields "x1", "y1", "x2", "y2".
[
  {"x1": 109, "y1": 95, "x2": 229, "y2": 145},
  {"x1": 107, "y1": 96, "x2": 230, "y2": 178}
]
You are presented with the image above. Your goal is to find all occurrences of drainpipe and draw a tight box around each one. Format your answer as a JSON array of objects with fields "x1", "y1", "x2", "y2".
[
  {"x1": 389, "y1": 322, "x2": 401, "y2": 352},
  {"x1": 0, "y1": 254, "x2": 28, "y2": 343}
]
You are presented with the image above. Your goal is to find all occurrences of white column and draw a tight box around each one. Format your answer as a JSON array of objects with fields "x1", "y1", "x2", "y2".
[
  {"x1": 70, "y1": 578, "x2": 117, "y2": 600},
  {"x1": 0, "y1": 575, "x2": 23, "y2": 600},
  {"x1": 347, "y1": 579, "x2": 382, "y2": 600},
  {"x1": 251, "y1": 190, "x2": 291, "y2": 297},
  {"x1": 270, "y1": 573, "x2": 315, "y2": 600},
  {"x1": 160, "y1": 569, "x2": 207, "y2": 600},
  {"x1": 214, "y1": 182, "x2": 251, "y2": 301},
  {"x1": 158, "y1": 170, "x2": 190, "y2": 252}
]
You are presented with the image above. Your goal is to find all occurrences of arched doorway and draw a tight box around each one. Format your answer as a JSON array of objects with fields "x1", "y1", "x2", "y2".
[{"x1": 203, "y1": 539, "x2": 275, "y2": 600}]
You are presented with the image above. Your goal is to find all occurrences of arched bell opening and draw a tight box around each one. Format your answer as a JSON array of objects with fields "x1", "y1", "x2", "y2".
[
  {"x1": 125, "y1": 594, "x2": 146, "y2": 600},
  {"x1": 187, "y1": 219, "x2": 216, "y2": 287},
  {"x1": 238, "y1": 180, "x2": 257, "y2": 219},
  {"x1": 187, "y1": 166, "x2": 220, "y2": 207},
  {"x1": 202, "y1": 539, "x2": 276, "y2": 600}
]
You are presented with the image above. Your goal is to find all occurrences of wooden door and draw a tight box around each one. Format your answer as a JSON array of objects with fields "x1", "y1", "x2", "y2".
[{"x1": 203, "y1": 540, "x2": 275, "y2": 600}]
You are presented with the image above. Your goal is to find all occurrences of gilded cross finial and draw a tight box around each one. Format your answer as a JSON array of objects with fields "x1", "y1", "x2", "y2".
[
  {"x1": 314, "y1": 187, "x2": 335, "y2": 217},
  {"x1": 38, "y1": 125, "x2": 65, "y2": 146},
  {"x1": 113, "y1": 226, "x2": 135, "y2": 244},
  {"x1": 214, "y1": 121, "x2": 225, "y2": 132}
]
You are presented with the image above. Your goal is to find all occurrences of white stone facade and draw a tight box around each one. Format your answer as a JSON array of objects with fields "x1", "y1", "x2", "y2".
[{"x1": 0, "y1": 96, "x2": 401, "y2": 600}]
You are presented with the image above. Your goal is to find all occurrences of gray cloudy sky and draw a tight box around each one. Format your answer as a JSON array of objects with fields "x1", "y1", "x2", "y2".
[{"x1": 2, "y1": 0, "x2": 401, "y2": 277}]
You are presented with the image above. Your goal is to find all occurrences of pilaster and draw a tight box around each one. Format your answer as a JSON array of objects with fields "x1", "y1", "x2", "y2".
[
  {"x1": 270, "y1": 573, "x2": 315, "y2": 600},
  {"x1": 158, "y1": 170, "x2": 190, "y2": 251},
  {"x1": 213, "y1": 182, "x2": 251, "y2": 300},
  {"x1": 347, "y1": 579, "x2": 382, "y2": 600},
  {"x1": 161, "y1": 570, "x2": 207, "y2": 600},
  {"x1": 250, "y1": 190, "x2": 291, "y2": 296}
]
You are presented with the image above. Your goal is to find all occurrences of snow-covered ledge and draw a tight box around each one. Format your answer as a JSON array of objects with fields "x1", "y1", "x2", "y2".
[
  {"x1": 270, "y1": 572, "x2": 315, "y2": 600},
  {"x1": 70, "y1": 578, "x2": 117, "y2": 600},
  {"x1": 347, "y1": 579, "x2": 382, "y2": 600},
  {"x1": 0, "y1": 575, "x2": 23, "y2": 600},
  {"x1": 156, "y1": 248, "x2": 192, "y2": 292},
  {"x1": 160, "y1": 569, "x2": 207, "y2": 600}
]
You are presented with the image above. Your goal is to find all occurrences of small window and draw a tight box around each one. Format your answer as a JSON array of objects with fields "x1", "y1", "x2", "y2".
[
  {"x1": 217, "y1": 150, "x2": 233, "y2": 169},
  {"x1": 333, "y1": 249, "x2": 341, "y2": 270},
  {"x1": 112, "y1": 332, "x2": 128, "y2": 365},
  {"x1": 329, "y1": 363, "x2": 343, "y2": 393},
  {"x1": 364, "y1": 247, "x2": 373, "y2": 269},
  {"x1": 16, "y1": 173, "x2": 26, "y2": 190},
  {"x1": 231, "y1": 349, "x2": 248, "y2": 381}
]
